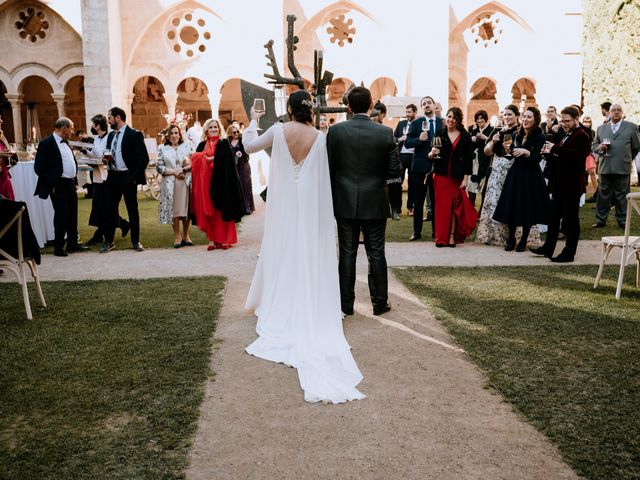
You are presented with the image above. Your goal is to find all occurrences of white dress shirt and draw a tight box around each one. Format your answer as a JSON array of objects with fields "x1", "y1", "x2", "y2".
[
  {"x1": 111, "y1": 125, "x2": 129, "y2": 172},
  {"x1": 87, "y1": 133, "x2": 109, "y2": 183},
  {"x1": 611, "y1": 121, "x2": 621, "y2": 135},
  {"x1": 53, "y1": 132, "x2": 76, "y2": 179}
]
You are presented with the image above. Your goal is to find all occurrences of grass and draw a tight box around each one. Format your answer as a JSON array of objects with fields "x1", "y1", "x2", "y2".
[
  {"x1": 394, "y1": 265, "x2": 640, "y2": 480},
  {"x1": 0, "y1": 276, "x2": 225, "y2": 479},
  {"x1": 385, "y1": 187, "x2": 640, "y2": 242}
]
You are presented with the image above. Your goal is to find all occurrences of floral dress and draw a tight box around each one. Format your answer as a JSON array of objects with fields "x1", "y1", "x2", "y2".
[{"x1": 156, "y1": 142, "x2": 192, "y2": 223}]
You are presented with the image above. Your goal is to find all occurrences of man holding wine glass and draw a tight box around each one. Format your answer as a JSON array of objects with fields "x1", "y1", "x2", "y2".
[
  {"x1": 393, "y1": 104, "x2": 418, "y2": 216},
  {"x1": 405, "y1": 96, "x2": 443, "y2": 241},
  {"x1": 591, "y1": 103, "x2": 640, "y2": 229}
]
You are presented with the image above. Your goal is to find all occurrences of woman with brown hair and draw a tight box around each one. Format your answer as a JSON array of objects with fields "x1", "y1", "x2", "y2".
[
  {"x1": 190, "y1": 119, "x2": 245, "y2": 250},
  {"x1": 493, "y1": 106, "x2": 549, "y2": 251},
  {"x1": 226, "y1": 124, "x2": 254, "y2": 214},
  {"x1": 156, "y1": 124, "x2": 192, "y2": 248},
  {"x1": 428, "y1": 107, "x2": 477, "y2": 247}
]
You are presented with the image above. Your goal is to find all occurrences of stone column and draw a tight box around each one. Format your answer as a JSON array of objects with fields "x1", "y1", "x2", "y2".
[
  {"x1": 126, "y1": 93, "x2": 135, "y2": 123},
  {"x1": 51, "y1": 93, "x2": 66, "y2": 118},
  {"x1": 164, "y1": 93, "x2": 178, "y2": 121},
  {"x1": 5, "y1": 94, "x2": 24, "y2": 145},
  {"x1": 208, "y1": 92, "x2": 222, "y2": 119}
]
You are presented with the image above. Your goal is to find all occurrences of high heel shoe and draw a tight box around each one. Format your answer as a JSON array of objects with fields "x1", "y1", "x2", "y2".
[
  {"x1": 504, "y1": 239, "x2": 516, "y2": 251},
  {"x1": 207, "y1": 244, "x2": 218, "y2": 251}
]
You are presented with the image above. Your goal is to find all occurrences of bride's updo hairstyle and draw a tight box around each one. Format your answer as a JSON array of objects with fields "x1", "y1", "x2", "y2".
[{"x1": 287, "y1": 89, "x2": 314, "y2": 124}]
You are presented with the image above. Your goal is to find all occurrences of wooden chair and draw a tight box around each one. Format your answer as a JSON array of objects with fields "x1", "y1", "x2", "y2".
[
  {"x1": 593, "y1": 192, "x2": 640, "y2": 299},
  {"x1": 0, "y1": 206, "x2": 46, "y2": 319}
]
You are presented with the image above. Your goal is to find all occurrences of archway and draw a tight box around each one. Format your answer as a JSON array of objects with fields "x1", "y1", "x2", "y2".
[
  {"x1": 0, "y1": 82, "x2": 13, "y2": 143},
  {"x1": 326, "y1": 77, "x2": 354, "y2": 107},
  {"x1": 511, "y1": 78, "x2": 536, "y2": 109},
  {"x1": 467, "y1": 77, "x2": 499, "y2": 126},
  {"x1": 219, "y1": 78, "x2": 248, "y2": 128},
  {"x1": 369, "y1": 77, "x2": 398, "y2": 104},
  {"x1": 131, "y1": 76, "x2": 166, "y2": 139},
  {"x1": 176, "y1": 77, "x2": 210, "y2": 127},
  {"x1": 20, "y1": 76, "x2": 55, "y2": 144},
  {"x1": 64, "y1": 76, "x2": 86, "y2": 133}
]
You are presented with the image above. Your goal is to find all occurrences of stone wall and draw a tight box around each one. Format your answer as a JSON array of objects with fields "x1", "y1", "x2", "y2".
[{"x1": 582, "y1": 0, "x2": 640, "y2": 122}]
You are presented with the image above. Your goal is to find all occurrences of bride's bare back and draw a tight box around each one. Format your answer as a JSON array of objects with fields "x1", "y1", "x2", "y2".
[{"x1": 282, "y1": 122, "x2": 319, "y2": 165}]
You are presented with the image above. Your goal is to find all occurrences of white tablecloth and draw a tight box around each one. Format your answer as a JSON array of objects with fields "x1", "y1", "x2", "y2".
[{"x1": 11, "y1": 161, "x2": 55, "y2": 247}]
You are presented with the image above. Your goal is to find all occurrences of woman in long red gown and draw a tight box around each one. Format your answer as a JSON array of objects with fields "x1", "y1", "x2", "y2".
[
  {"x1": 190, "y1": 118, "x2": 245, "y2": 250},
  {"x1": 429, "y1": 107, "x2": 477, "y2": 247}
]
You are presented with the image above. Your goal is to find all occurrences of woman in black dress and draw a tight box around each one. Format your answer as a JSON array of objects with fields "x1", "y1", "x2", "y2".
[
  {"x1": 227, "y1": 125, "x2": 255, "y2": 214},
  {"x1": 493, "y1": 106, "x2": 549, "y2": 252}
]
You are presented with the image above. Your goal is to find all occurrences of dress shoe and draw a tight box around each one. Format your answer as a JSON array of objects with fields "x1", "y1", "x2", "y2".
[
  {"x1": 448, "y1": 243, "x2": 456, "y2": 248},
  {"x1": 551, "y1": 254, "x2": 574, "y2": 263},
  {"x1": 373, "y1": 302, "x2": 391, "y2": 316},
  {"x1": 181, "y1": 240, "x2": 194, "y2": 247},
  {"x1": 132, "y1": 242, "x2": 145, "y2": 252},
  {"x1": 435, "y1": 243, "x2": 446, "y2": 248},
  {"x1": 53, "y1": 250, "x2": 68, "y2": 257},
  {"x1": 391, "y1": 211, "x2": 400, "y2": 221},
  {"x1": 618, "y1": 223, "x2": 626, "y2": 230},
  {"x1": 85, "y1": 236, "x2": 103, "y2": 246},
  {"x1": 592, "y1": 222, "x2": 606, "y2": 228},
  {"x1": 515, "y1": 241, "x2": 527, "y2": 252},
  {"x1": 409, "y1": 233, "x2": 422, "y2": 241},
  {"x1": 120, "y1": 220, "x2": 130, "y2": 238},
  {"x1": 207, "y1": 244, "x2": 217, "y2": 251},
  {"x1": 99, "y1": 242, "x2": 115, "y2": 253},
  {"x1": 67, "y1": 244, "x2": 89, "y2": 253},
  {"x1": 342, "y1": 308, "x2": 354, "y2": 316},
  {"x1": 173, "y1": 243, "x2": 182, "y2": 249},
  {"x1": 504, "y1": 239, "x2": 516, "y2": 251},
  {"x1": 530, "y1": 246, "x2": 551, "y2": 257}
]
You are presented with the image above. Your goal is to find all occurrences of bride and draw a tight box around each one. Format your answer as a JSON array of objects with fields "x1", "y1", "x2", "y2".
[{"x1": 242, "y1": 90, "x2": 365, "y2": 404}]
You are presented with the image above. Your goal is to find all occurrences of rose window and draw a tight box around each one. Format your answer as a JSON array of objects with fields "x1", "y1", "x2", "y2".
[{"x1": 166, "y1": 12, "x2": 211, "y2": 58}]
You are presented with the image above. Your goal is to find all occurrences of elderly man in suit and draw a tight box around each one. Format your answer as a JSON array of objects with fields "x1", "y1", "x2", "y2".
[
  {"x1": 34, "y1": 117, "x2": 89, "y2": 257},
  {"x1": 327, "y1": 86, "x2": 401, "y2": 316},
  {"x1": 592, "y1": 103, "x2": 640, "y2": 229},
  {"x1": 100, "y1": 107, "x2": 149, "y2": 253}
]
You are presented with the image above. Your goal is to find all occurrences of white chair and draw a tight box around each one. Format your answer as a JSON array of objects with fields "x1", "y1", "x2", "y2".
[
  {"x1": 593, "y1": 192, "x2": 640, "y2": 299},
  {"x1": 0, "y1": 206, "x2": 46, "y2": 319}
]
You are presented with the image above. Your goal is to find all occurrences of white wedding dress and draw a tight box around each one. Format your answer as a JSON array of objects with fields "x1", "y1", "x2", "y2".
[{"x1": 242, "y1": 120, "x2": 365, "y2": 404}]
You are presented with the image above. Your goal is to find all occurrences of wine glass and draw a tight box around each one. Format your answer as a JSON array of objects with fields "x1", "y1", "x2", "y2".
[
  {"x1": 502, "y1": 134, "x2": 513, "y2": 157},
  {"x1": 602, "y1": 137, "x2": 611, "y2": 152},
  {"x1": 253, "y1": 98, "x2": 266, "y2": 131},
  {"x1": 402, "y1": 125, "x2": 409, "y2": 136},
  {"x1": 432, "y1": 136, "x2": 442, "y2": 159}
]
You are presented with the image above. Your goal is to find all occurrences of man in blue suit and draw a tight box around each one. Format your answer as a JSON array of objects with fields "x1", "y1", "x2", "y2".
[{"x1": 405, "y1": 96, "x2": 443, "y2": 240}]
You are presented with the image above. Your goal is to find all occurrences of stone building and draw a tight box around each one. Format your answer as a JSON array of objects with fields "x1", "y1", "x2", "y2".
[{"x1": 0, "y1": 0, "x2": 588, "y2": 144}]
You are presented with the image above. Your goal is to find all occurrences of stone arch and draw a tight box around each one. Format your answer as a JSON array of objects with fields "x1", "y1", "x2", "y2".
[
  {"x1": 176, "y1": 77, "x2": 211, "y2": 125},
  {"x1": 21, "y1": 75, "x2": 55, "y2": 143},
  {"x1": 449, "y1": 79, "x2": 463, "y2": 112},
  {"x1": 0, "y1": 81, "x2": 14, "y2": 142},
  {"x1": 14, "y1": 64, "x2": 62, "y2": 94},
  {"x1": 64, "y1": 76, "x2": 86, "y2": 132},
  {"x1": 219, "y1": 78, "x2": 247, "y2": 128},
  {"x1": 511, "y1": 77, "x2": 536, "y2": 107},
  {"x1": 326, "y1": 77, "x2": 354, "y2": 106},
  {"x1": 57, "y1": 65, "x2": 85, "y2": 90},
  {"x1": 467, "y1": 77, "x2": 499, "y2": 124},
  {"x1": 131, "y1": 76, "x2": 167, "y2": 139},
  {"x1": 369, "y1": 77, "x2": 398, "y2": 103}
]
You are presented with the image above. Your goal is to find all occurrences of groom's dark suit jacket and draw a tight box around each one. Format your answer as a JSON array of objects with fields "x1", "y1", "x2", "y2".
[{"x1": 326, "y1": 114, "x2": 401, "y2": 219}]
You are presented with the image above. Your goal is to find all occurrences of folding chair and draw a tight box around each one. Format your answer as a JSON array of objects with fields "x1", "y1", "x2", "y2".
[
  {"x1": 0, "y1": 206, "x2": 46, "y2": 319},
  {"x1": 593, "y1": 192, "x2": 640, "y2": 299}
]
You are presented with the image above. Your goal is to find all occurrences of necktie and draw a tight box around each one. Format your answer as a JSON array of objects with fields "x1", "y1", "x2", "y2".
[
  {"x1": 111, "y1": 130, "x2": 120, "y2": 156},
  {"x1": 429, "y1": 119, "x2": 435, "y2": 140},
  {"x1": 612, "y1": 123, "x2": 619, "y2": 135}
]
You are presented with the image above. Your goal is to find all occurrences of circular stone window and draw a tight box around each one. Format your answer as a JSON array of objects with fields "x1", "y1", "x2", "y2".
[{"x1": 166, "y1": 12, "x2": 211, "y2": 58}]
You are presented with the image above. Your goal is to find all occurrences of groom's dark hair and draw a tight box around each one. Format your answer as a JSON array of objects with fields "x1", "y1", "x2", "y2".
[{"x1": 347, "y1": 87, "x2": 372, "y2": 114}]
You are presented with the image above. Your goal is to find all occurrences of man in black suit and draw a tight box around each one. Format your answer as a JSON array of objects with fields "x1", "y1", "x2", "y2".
[
  {"x1": 100, "y1": 107, "x2": 149, "y2": 253},
  {"x1": 532, "y1": 106, "x2": 591, "y2": 263},
  {"x1": 540, "y1": 105, "x2": 559, "y2": 139},
  {"x1": 327, "y1": 87, "x2": 401, "y2": 316},
  {"x1": 393, "y1": 104, "x2": 417, "y2": 216},
  {"x1": 34, "y1": 117, "x2": 89, "y2": 257},
  {"x1": 405, "y1": 96, "x2": 443, "y2": 240}
]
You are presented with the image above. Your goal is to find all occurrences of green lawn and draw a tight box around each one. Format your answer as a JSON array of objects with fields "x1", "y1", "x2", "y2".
[
  {"x1": 394, "y1": 265, "x2": 640, "y2": 480},
  {"x1": 0, "y1": 276, "x2": 224, "y2": 479}
]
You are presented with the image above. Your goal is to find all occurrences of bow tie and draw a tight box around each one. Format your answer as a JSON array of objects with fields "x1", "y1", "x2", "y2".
[{"x1": 60, "y1": 139, "x2": 69, "y2": 145}]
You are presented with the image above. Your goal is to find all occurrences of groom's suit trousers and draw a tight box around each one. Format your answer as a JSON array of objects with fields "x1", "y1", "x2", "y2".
[{"x1": 336, "y1": 218, "x2": 388, "y2": 312}]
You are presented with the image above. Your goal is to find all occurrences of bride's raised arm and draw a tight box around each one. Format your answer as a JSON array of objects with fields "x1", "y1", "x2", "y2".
[{"x1": 243, "y1": 108, "x2": 276, "y2": 154}]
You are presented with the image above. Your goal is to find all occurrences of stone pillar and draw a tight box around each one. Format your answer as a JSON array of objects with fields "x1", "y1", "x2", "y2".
[
  {"x1": 51, "y1": 93, "x2": 66, "y2": 118},
  {"x1": 164, "y1": 93, "x2": 178, "y2": 121},
  {"x1": 126, "y1": 93, "x2": 135, "y2": 123},
  {"x1": 208, "y1": 92, "x2": 222, "y2": 119},
  {"x1": 5, "y1": 94, "x2": 24, "y2": 146}
]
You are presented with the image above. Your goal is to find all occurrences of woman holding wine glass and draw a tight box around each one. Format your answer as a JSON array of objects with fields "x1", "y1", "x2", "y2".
[
  {"x1": 492, "y1": 106, "x2": 549, "y2": 251},
  {"x1": 191, "y1": 118, "x2": 245, "y2": 250},
  {"x1": 428, "y1": 107, "x2": 477, "y2": 247}
]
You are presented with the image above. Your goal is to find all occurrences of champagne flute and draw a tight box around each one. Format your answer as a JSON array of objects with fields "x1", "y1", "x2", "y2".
[
  {"x1": 502, "y1": 133, "x2": 512, "y2": 157},
  {"x1": 402, "y1": 125, "x2": 409, "y2": 136},
  {"x1": 432, "y1": 136, "x2": 442, "y2": 159},
  {"x1": 253, "y1": 98, "x2": 266, "y2": 131}
]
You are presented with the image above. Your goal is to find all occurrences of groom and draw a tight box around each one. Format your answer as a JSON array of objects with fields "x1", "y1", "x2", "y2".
[{"x1": 327, "y1": 86, "x2": 401, "y2": 316}]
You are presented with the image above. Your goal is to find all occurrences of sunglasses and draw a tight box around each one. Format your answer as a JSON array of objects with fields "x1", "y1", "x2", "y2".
[{"x1": 232, "y1": 131, "x2": 239, "y2": 134}]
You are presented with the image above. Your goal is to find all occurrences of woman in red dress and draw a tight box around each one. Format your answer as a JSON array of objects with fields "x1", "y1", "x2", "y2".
[
  {"x1": 191, "y1": 118, "x2": 245, "y2": 250},
  {"x1": 429, "y1": 107, "x2": 477, "y2": 247}
]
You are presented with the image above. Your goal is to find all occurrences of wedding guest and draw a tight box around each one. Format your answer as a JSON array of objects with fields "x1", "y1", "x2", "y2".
[
  {"x1": 319, "y1": 114, "x2": 329, "y2": 134},
  {"x1": 468, "y1": 110, "x2": 495, "y2": 209},
  {"x1": 428, "y1": 107, "x2": 477, "y2": 247},
  {"x1": 0, "y1": 115, "x2": 17, "y2": 200},
  {"x1": 493, "y1": 106, "x2": 549, "y2": 252},
  {"x1": 101, "y1": 107, "x2": 149, "y2": 253},
  {"x1": 191, "y1": 118, "x2": 245, "y2": 250},
  {"x1": 394, "y1": 104, "x2": 417, "y2": 215},
  {"x1": 186, "y1": 120, "x2": 202, "y2": 149},
  {"x1": 540, "y1": 106, "x2": 559, "y2": 138},
  {"x1": 405, "y1": 96, "x2": 443, "y2": 240},
  {"x1": 592, "y1": 103, "x2": 640, "y2": 229},
  {"x1": 157, "y1": 124, "x2": 193, "y2": 248},
  {"x1": 600, "y1": 101, "x2": 612, "y2": 124},
  {"x1": 84, "y1": 114, "x2": 130, "y2": 246},
  {"x1": 34, "y1": 117, "x2": 89, "y2": 257},
  {"x1": 582, "y1": 116, "x2": 599, "y2": 202},
  {"x1": 532, "y1": 106, "x2": 591, "y2": 262},
  {"x1": 434, "y1": 102, "x2": 443, "y2": 119},
  {"x1": 227, "y1": 124, "x2": 254, "y2": 214}
]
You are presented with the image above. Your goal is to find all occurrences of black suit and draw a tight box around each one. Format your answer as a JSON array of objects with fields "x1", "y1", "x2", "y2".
[
  {"x1": 405, "y1": 115, "x2": 444, "y2": 238},
  {"x1": 393, "y1": 119, "x2": 413, "y2": 212},
  {"x1": 327, "y1": 114, "x2": 401, "y2": 312},
  {"x1": 541, "y1": 127, "x2": 591, "y2": 258},
  {"x1": 104, "y1": 125, "x2": 149, "y2": 245},
  {"x1": 34, "y1": 134, "x2": 80, "y2": 252}
]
